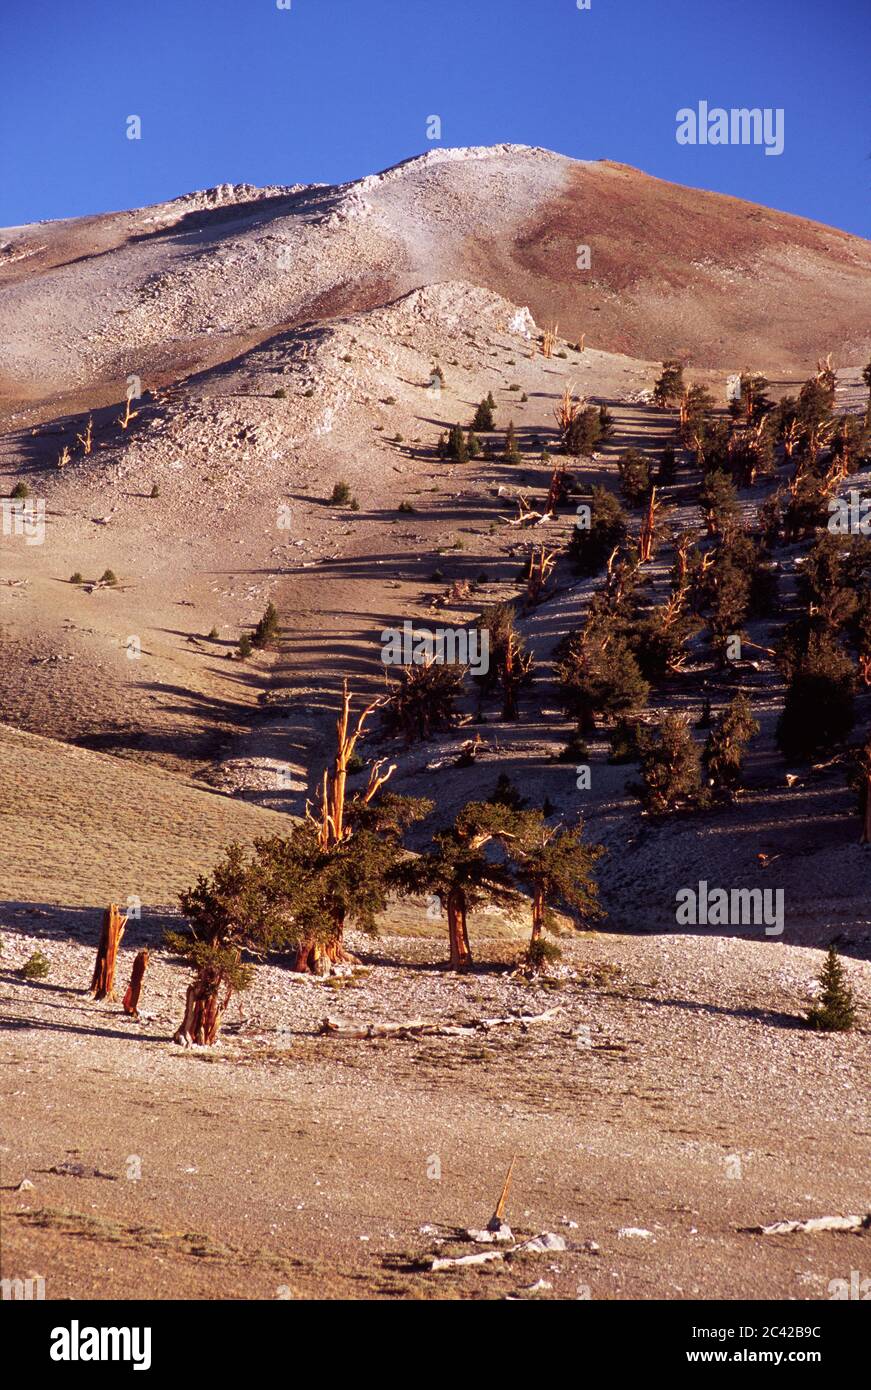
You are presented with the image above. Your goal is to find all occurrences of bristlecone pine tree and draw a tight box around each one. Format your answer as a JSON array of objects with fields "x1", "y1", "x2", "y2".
[
  {"x1": 251, "y1": 601, "x2": 280, "y2": 649},
  {"x1": 703, "y1": 693, "x2": 759, "y2": 798},
  {"x1": 476, "y1": 603, "x2": 534, "y2": 720},
  {"x1": 383, "y1": 659, "x2": 465, "y2": 740},
  {"x1": 440, "y1": 424, "x2": 469, "y2": 462},
  {"x1": 569, "y1": 486, "x2": 626, "y2": 576},
  {"x1": 504, "y1": 420, "x2": 521, "y2": 463},
  {"x1": 680, "y1": 384, "x2": 716, "y2": 451},
  {"x1": 556, "y1": 627, "x2": 649, "y2": 734},
  {"x1": 173, "y1": 684, "x2": 428, "y2": 979},
  {"x1": 632, "y1": 713, "x2": 706, "y2": 814},
  {"x1": 729, "y1": 372, "x2": 773, "y2": 426},
  {"x1": 652, "y1": 359, "x2": 685, "y2": 408},
  {"x1": 403, "y1": 802, "x2": 521, "y2": 969},
  {"x1": 805, "y1": 945, "x2": 857, "y2": 1032},
  {"x1": 564, "y1": 405, "x2": 602, "y2": 457},
  {"x1": 291, "y1": 681, "x2": 414, "y2": 969},
  {"x1": 699, "y1": 469, "x2": 740, "y2": 538},
  {"x1": 472, "y1": 397, "x2": 495, "y2": 432},
  {"x1": 617, "y1": 449, "x2": 652, "y2": 507},
  {"x1": 493, "y1": 808, "x2": 604, "y2": 971},
  {"x1": 776, "y1": 633, "x2": 856, "y2": 761},
  {"x1": 703, "y1": 539, "x2": 753, "y2": 665},
  {"x1": 173, "y1": 842, "x2": 263, "y2": 955}
]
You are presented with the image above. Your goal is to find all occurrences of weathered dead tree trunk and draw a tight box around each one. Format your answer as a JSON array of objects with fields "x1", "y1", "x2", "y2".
[
  {"x1": 319, "y1": 1012, "x2": 559, "y2": 1040},
  {"x1": 638, "y1": 486, "x2": 657, "y2": 563},
  {"x1": 447, "y1": 887, "x2": 472, "y2": 970},
  {"x1": 90, "y1": 904, "x2": 126, "y2": 1001},
  {"x1": 488, "y1": 1155, "x2": 516, "y2": 1231},
  {"x1": 122, "y1": 949, "x2": 149, "y2": 1016},
  {"x1": 525, "y1": 546, "x2": 557, "y2": 605},
  {"x1": 293, "y1": 681, "x2": 393, "y2": 973}
]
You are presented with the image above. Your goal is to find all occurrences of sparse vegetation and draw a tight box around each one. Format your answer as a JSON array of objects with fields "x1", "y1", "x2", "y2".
[
  {"x1": 617, "y1": 449, "x2": 652, "y2": 506},
  {"x1": 329, "y1": 481, "x2": 353, "y2": 506},
  {"x1": 19, "y1": 949, "x2": 51, "y2": 979},
  {"x1": 251, "y1": 602, "x2": 280, "y2": 650}
]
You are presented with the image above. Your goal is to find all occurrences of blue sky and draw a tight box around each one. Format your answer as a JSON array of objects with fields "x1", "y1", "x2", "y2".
[{"x1": 1, "y1": 0, "x2": 868, "y2": 234}]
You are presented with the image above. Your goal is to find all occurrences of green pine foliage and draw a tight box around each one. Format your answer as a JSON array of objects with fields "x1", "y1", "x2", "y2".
[
  {"x1": 617, "y1": 449, "x2": 652, "y2": 506},
  {"x1": 472, "y1": 398, "x2": 495, "y2": 431},
  {"x1": 556, "y1": 629, "x2": 649, "y2": 734},
  {"x1": 652, "y1": 359, "x2": 685, "y2": 408},
  {"x1": 569, "y1": 487, "x2": 627, "y2": 576},
  {"x1": 382, "y1": 661, "x2": 465, "y2": 741},
  {"x1": 251, "y1": 602, "x2": 280, "y2": 650},
  {"x1": 440, "y1": 424, "x2": 469, "y2": 463},
  {"x1": 703, "y1": 693, "x2": 759, "y2": 797},
  {"x1": 699, "y1": 469, "x2": 740, "y2": 538},
  {"x1": 631, "y1": 713, "x2": 706, "y2": 814},
  {"x1": 776, "y1": 633, "x2": 856, "y2": 760},
  {"x1": 805, "y1": 946, "x2": 857, "y2": 1032},
  {"x1": 504, "y1": 420, "x2": 521, "y2": 463},
  {"x1": 19, "y1": 949, "x2": 51, "y2": 979},
  {"x1": 565, "y1": 406, "x2": 602, "y2": 457}
]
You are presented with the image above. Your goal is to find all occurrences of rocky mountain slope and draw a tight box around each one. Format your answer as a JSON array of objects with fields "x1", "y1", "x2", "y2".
[{"x1": 2, "y1": 146, "x2": 870, "y2": 423}]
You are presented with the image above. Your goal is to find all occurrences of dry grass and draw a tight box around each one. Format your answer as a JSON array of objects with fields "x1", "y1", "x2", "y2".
[{"x1": 0, "y1": 722, "x2": 293, "y2": 908}]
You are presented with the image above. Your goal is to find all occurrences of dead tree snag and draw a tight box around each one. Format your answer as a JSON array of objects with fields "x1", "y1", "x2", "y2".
[{"x1": 90, "y1": 904, "x2": 127, "y2": 1001}]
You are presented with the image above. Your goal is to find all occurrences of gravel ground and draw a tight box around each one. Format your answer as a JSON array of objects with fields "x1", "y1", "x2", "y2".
[{"x1": 1, "y1": 918, "x2": 868, "y2": 1301}]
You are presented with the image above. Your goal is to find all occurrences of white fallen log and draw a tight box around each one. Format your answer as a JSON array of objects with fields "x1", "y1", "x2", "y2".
[
  {"x1": 745, "y1": 1213, "x2": 870, "y2": 1236},
  {"x1": 319, "y1": 1008, "x2": 562, "y2": 1040},
  {"x1": 429, "y1": 1230, "x2": 566, "y2": 1272},
  {"x1": 431, "y1": 1249, "x2": 505, "y2": 1271}
]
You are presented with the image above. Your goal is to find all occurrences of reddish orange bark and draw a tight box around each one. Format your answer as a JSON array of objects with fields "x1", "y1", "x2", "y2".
[
  {"x1": 122, "y1": 949, "x2": 149, "y2": 1016},
  {"x1": 447, "y1": 888, "x2": 472, "y2": 970},
  {"x1": 90, "y1": 904, "x2": 126, "y2": 1001}
]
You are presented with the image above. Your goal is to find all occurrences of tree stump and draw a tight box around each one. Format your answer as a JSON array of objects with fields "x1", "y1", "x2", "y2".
[
  {"x1": 90, "y1": 904, "x2": 126, "y2": 1000},
  {"x1": 122, "y1": 949, "x2": 149, "y2": 1016}
]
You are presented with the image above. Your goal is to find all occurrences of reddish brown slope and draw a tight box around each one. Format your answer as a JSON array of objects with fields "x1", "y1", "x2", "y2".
[{"x1": 459, "y1": 158, "x2": 871, "y2": 370}]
